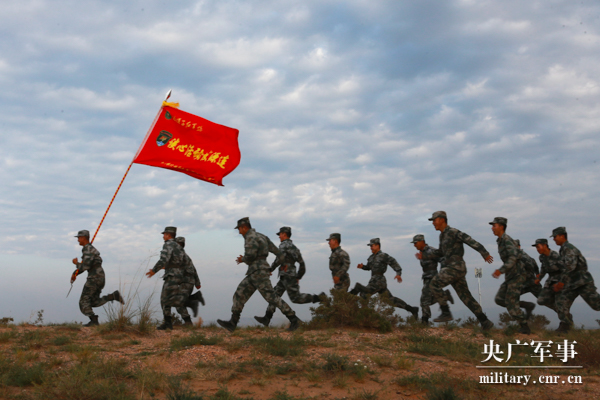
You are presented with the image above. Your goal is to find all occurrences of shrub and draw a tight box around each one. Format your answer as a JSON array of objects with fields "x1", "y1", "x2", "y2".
[{"x1": 307, "y1": 290, "x2": 400, "y2": 332}]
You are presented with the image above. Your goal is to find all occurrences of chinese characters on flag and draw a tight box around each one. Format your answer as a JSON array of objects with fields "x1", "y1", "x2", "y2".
[{"x1": 133, "y1": 105, "x2": 241, "y2": 186}]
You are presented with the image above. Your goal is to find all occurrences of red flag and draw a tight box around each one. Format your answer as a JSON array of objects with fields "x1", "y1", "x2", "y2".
[{"x1": 133, "y1": 105, "x2": 240, "y2": 186}]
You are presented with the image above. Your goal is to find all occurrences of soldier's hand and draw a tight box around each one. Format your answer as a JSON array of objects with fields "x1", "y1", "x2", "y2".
[
  {"x1": 72, "y1": 258, "x2": 79, "y2": 265},
  {"x1": 333, "y1": 276, "x2": 340, "y2": 284},
  {"x1": 196, "y1": 284, "x2": 201, "y2": 289},
  {"x1": 70, "y1": 274, "x2": 77, "y2": 284},
  {"x1": 553, "y1": 282, "x2": 564, "y2": 292},
  {"x1": 485, "y1": 255, "x2": 494, "y2": 264},
  {"x1": 281, "y1": 265, "x2": 288, "y2": 272},
  {"x1": 394, "y1": 275, "x2": 402, "y2": 283},
  {"x1": 146, "y1": 269, "x2": 155, "y2": 278},
  {"x1": 534, "y1": 274, "x2": 541, "y2": 285},
  {"x1": 492, "y1": 269, "x2": 502, "y2": 279},
  {"x1": 236, "y1": 255, "x2": 243, "y2": 264},
  {"x1": 357, "y1": 263, "x2": 364, "y2": 269},
  {"x1": 415, "y1": 252, "x2": 422, "y2": 260}
]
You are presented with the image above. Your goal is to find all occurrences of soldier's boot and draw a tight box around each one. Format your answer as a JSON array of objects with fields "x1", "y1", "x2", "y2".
[
  {"x1": 83, "y1": 315, "x2": 99, "y2": 327},
  {"x1": 112, "y1": 290, "x2": 125, "y2": 305},
  {"x1": 408, "y1": 306, "x2": 419, "y2": 319},
  {"x1": 185, "y1": 299, "x2": 200, "y2": 318},
  {"x1": 518, "y1": 322, "x2": 531, "y2": 335},
  {"x1": 421, "y1": 316, "x2": 430, "y2": 325},
  {"x1": 349, "y1": 285, "x2": 361, "y2": 296},
  {"x1": 183, "y1": 316, "x2": 193, "y2": 327},
  {"x1": 521, "y1": 301, "x2": 535, "y2": 320},
  {"x1": 555, "y1": 322, "x2": 571, "y2": 333},
  {"x1": 287, "y1": 314, "x2": 301, "y2": 332},
  {"x1": 190, "y1": 291, "x2": 205, "y2": 306},
  {"x1": 433, "y1": 305, "x2": 453, "y2": 323},
  {"x1": 254, "y1": 311, "x2": 273, "y2": 327},
  {"x1": 444, "y1": 290, "x2": 454, "y2": 304},
  {"x1": 313, "y1": 292, "x2": 327, "y2": 303},
  {"x1": 217, "y1": 313, "x2": 240, "y2": 333},
  {"x1": 157, "y1": 316, "x2": 173, "y2": 331},
  {"x1": 476, "y1": 312, "x2": 494, "y2": 331}
]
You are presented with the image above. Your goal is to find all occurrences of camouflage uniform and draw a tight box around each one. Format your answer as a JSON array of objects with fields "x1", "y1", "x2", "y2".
[
  {"x1": 329, "y1": 246, "x2": 351, "y2": 292},
  {"x1": 493, "y1": 233, "x2": 526, "y2": 323},
  {"x1": 231, "y1": 229, "x2": 297, "y2": 319},
  {"x1": 536, "y1": 250, "x2": 563, "y2": 312},
  {"x1": 75, "y1": 243, "x2": 111, "y2": 317},
  {"x1": 152, "y1": 238, "x2": 186, "y2": 318},
  {"x1": 555, "y1": 240, "x2": 600, "y2": 325},
  {"x1": 353, "y1": 247, "x2": 418, "y2": 314},
  {"x1": 175, "y1": 248, "x2": 201, "y2": 319},
  {"x1": 418, "y1": 244, "x2": 452, "y2": 319},
  {"x1": 264, "y1": 238, "x2": 315, "y2": 315},
  {"x1": 519, "y1": 250, "x2": 542, "y2": 298},
  {"x1": 429, "y1": 224, "x2": 490, "y2": 317}
]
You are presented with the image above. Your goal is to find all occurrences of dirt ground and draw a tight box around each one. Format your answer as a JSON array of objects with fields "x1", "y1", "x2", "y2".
[{"x1": 0, "y1": 323, "x2": 598, "y2": 399}]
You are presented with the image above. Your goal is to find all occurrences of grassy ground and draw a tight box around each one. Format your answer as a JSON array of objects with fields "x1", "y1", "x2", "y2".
[{"x1": 0, "y1": 317, "x2": 598, "y2": 400}]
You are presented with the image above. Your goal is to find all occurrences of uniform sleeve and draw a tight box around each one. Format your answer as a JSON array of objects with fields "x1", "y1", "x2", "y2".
[
  {"x1": 270, "y1": 247, "x2": 283, "y2": 272},
  {"x1": 76, "y1": 246, "x2": 97, "y2": 274},
  {"x1": 538, "y1": 255, "x2": 547, "y2": 280},
  {"x1": 188, "y1": 257, "x2": 201, "y2": 286},
  {"x1": 387, "y1": 254, "x2": 402, "y2": 276},
  {"x1": 421, "y1": 246, "x2": 441, "y2": 262},
  {"x1": 296, "y1": 250, "x2": 306, "y2": 280},
  {"x1": 561, "y1": 246, "x2": 578, "y2": 274},
  {"x1": 362, "y1": 257, "x2": 372, "y2": 271},
  {"x1": 152, "y1": 243, "x2": 172, "y2": 273},
  {"x1": 268, "y1": 237, "x2": 281, "y2": 257},
  {"x1": 458, "y1": 231, "x2": 490, "y2": 259},
  {"x1": 242, "y1": 236, "x2": 258, "y2": 264},
  {"x1": 498, "y1": 237, "x2": 519, "y2": 274}
]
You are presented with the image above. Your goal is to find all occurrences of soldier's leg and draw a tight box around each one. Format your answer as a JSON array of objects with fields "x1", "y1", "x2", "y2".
[
  {"x1": 556, "y1": 289, "x2": 579, "y2": 325},
  {"x1": 430, "y1": 268, "x2": 456, "y2": 307},
  {"x1": 451, "y1": 273, "x2": 484, "y2": 315},
  {"x1": 79, "y1": 282, "x2": 98, "y2": 317},
  {"x1": 231, "y1": 275, "x2": 258, "y2": 317},
  {"x1": 335, "y1": 274, "x2": 351, "y2": 292},
  {"x1": 494, "y1": 282, "x2": 508, "y2": 308},
  {"x1": 264, "y1": 278, "x2": 287, "y2": 317},
  {"x1": 504, "y1": 276, "x2": 527, "y2": 323},
  {"x1": 381, "y1": 288, "x2": 419, "y2": 318},
  {"x1": 160, "y1": 281, "x2": 172, "y2": 318},
  {"x1": 253, "y1": 270, "x2": 296, "y2": 319},
  {"x1": 284, "y1": 277, "x2": 314, "y2": 304},
  {"x1": 350, "y1": 282, "x2": 367, "y2": 296},
  {"x1": 578, "y1": 283, "x2": 600, "y2": 311},
  {"x1": 176, "y1": 283, "x2": 194, "y2": 322},
  {"x1": 537, "y1": 287, "x2": 557, "y2": 311},
  {"x1": 420, "y1": 279, "x2": 433, "y2": 320}
]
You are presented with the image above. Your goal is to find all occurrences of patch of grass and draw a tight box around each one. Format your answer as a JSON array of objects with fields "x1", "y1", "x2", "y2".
[
  {"x1": 352, "y1": 389, "x2": 378, "y2": 400},
  {"x1": 394, "y1": 371, "x2": 482, "y2": 394},
  {"x1": 51, "y1": 335, "x2": 72, "y2": 346},
  {"x1": 166, "y1": 376, "x2": 205, "y2": 400},
  {"x1": 171, "y1": 333, "x2": 223, "y2": 351},
  {"x1": 2, "y1": 361, "x2": 46, "y2": 387},
  {"x1": 395, "y1": 355, "x2": 414, "y2": 370},
  {"x1": 274, "y1": 362, "x2": 298, "y2": 375},
  {"x1": 405, "y1": 333, "x2": 480, "y2": 362},
  {"x1": 371, "y1": 355, "x2": 392, "y2": 368},
  {"x1": 19, "y1": 330, "x2": 49, "y2": 350},
  {"x1": 245, "y1": 335, "x2": 306, "y2": 357},
  {"x1": 308, "y1": 290, "x2": 400, "y2": 333},
  {"x1": 426, "y1": 386, "x2": 460, "y2": 400},
  {"x1": 322, "y1": 353, "x2": 350, "y2": 372},
  {"x1": 0, "y1": 330, "x2": 17, "y2": 343}
]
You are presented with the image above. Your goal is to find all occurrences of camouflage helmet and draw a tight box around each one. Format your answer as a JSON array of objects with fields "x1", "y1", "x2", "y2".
[
  {"x1": 411, "y1": 234, "x2": 425, "y2": 243},
  {"x1": 532, "y1": 238, "x2": 548, "y2": 247},
  {"x1": 367, "y1": 238, "x2": 380, "y2": 246},
  {"x1": 428, "y1": 211, "x2": 447, "y2": 221},
  {"x1": 74, "y1": 230, "x2": 90, "y2": 238},
  {"x1": 326, "y1": 233, "x2": 341, "y2": 243},
  {"x1": 161, "y1": 226, "x2": 177, "y2": 236},
  {"x1": 276, "y1": 226, "x2": 292, "y2": 237},
  {"x1": 489, "y1": 217, "x2": 507, "y2": 227},
  {"x1": 550, "y1": 227, "x2": 567, "y2": 238},
  {"x1": 234, "y1": 217, "x2": 251, "y2": 229}
]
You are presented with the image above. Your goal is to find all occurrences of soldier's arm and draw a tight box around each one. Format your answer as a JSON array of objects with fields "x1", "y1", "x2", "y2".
[
  {"x1": 268, "y1": 238, "x2": 281, "y2": 257},
  {"x1": 332, "y1": 252, "x2": 350, "y2": 277},
  {"x1": 296, "y1": 248, "x2": 306, "y2": 279},
  {"x1": 388, "y1": 254, "x2": 402, "y2": 276},
  {"x1": 152, "y1": 243, "x2": 172, "y2": 273},
  {"x1": 498, "y1": 238, "x2": 518, "y2": 275},
  {"x1": 561, "y1": 246, "x2": 578, "y2": 274},
  {"x1": 458, "y1": 231, "x2": 491, "y2": 260},
  {"x1": 421, "y1": 246, "x2": 441, "y2": 262},
  {"x1": 361, "y1": 259, "x2": 372, "y2": 271},
  {"x1": 538, "y1": 256, "x2": 548, "y2": 281}
]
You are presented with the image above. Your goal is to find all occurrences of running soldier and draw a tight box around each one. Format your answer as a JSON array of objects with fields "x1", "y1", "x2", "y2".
[
  {"x1": 174, "y1": 237, "x2": 203, "y2": 326},
  {"x1": 327, "y1": 233, "x2": 351, "y2": 291},
  {"x1": 218, "y1": 218, "x2": 301, "y2": 332},
  {"x1": 532, "y1": 238, "x2": 561, "y2": 314},
  {"x1": 514, "y1": 239, "x2": 542, "y2": 319},
  {"x1": 551, "y1": 227, "x2": 600, "y2": 333},
  {"x1": 419, "y1": 211, "x2": 494, "y2": 330},
  {"x1": 146, "y1": 226, "x2": 186, "y2": 330},
  {"x1": 350, "y1": 238, "x2": 419, "y2": 318},
  {"x1": 490, "y1": 217, "x2": 530, "y2": 334},
  {"x1": 254, "y1": 226, "x2": 324, "y2": 327},
  {"x1": 71, "y1": 230, "x2": 124, "y2": 327},
  {"x1": 411, "y1": 234, "x2": 454, "y2": 325}
]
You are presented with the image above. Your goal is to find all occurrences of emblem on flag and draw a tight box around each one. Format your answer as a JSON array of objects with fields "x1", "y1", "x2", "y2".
[{"x1": 156, "y1": 131, "x2": 173, "y2": 146}]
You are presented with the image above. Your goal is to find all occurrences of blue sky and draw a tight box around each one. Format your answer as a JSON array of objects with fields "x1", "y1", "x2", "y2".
[{"x1": 1, "y1": 0, "x2": 600, "y2": 327}]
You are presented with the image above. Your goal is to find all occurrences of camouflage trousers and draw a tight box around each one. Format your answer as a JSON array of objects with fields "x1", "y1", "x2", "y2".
[
  {"x1": 537, "y1": 287, "x2": 557, "y2": 311},
  {"x1": 232, "y1": 269, "x2": 295, "y2": 318},
  {"x1": 556, "y1": 282, "x2": 600, "y2": 325},
  {"x1": 333, "y1": 273, "x2": 350, "y2": 292},
  {"x1": 421, "y1": 277, "x2": 451, "y2": 319},
  {"x1": 430, "y1": 267, "x2": 483, "y2": 315},
  {"x1": 160, "y1": 279, "x2": 187, "y2": 318},
  {"x1": 265, "y1": 275, "x2": 314, "y2": 315},
  {"x1": 79, "y1": 278, "x2": 110, "y2": 317},
  {"x1": 522, "y1": 280, "x2": 542, "y2": 298},
  {"x1": 494, "y1": 274, "x2": 527, "y2": 323},
  {"x1": 352, "y1": 276, "x2": 411, "y2": 310},
  {"x1": 175, "y1": 282, "x2": 195, "y2": 319}
]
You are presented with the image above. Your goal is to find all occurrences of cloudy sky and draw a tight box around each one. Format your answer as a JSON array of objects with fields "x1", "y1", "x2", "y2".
[{"x1": 1, "y1": 0, "x2": 600, "y2": 327}]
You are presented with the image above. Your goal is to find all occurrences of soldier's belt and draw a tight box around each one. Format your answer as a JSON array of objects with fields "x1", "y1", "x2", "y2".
[{"x1": 371, "y1": 273, "x2": 384, "y2": 276}]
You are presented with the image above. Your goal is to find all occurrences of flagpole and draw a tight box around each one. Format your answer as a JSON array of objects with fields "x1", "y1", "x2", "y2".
[{"x1": 90, "y1": 90, "x2": 172, "y2": 244}]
